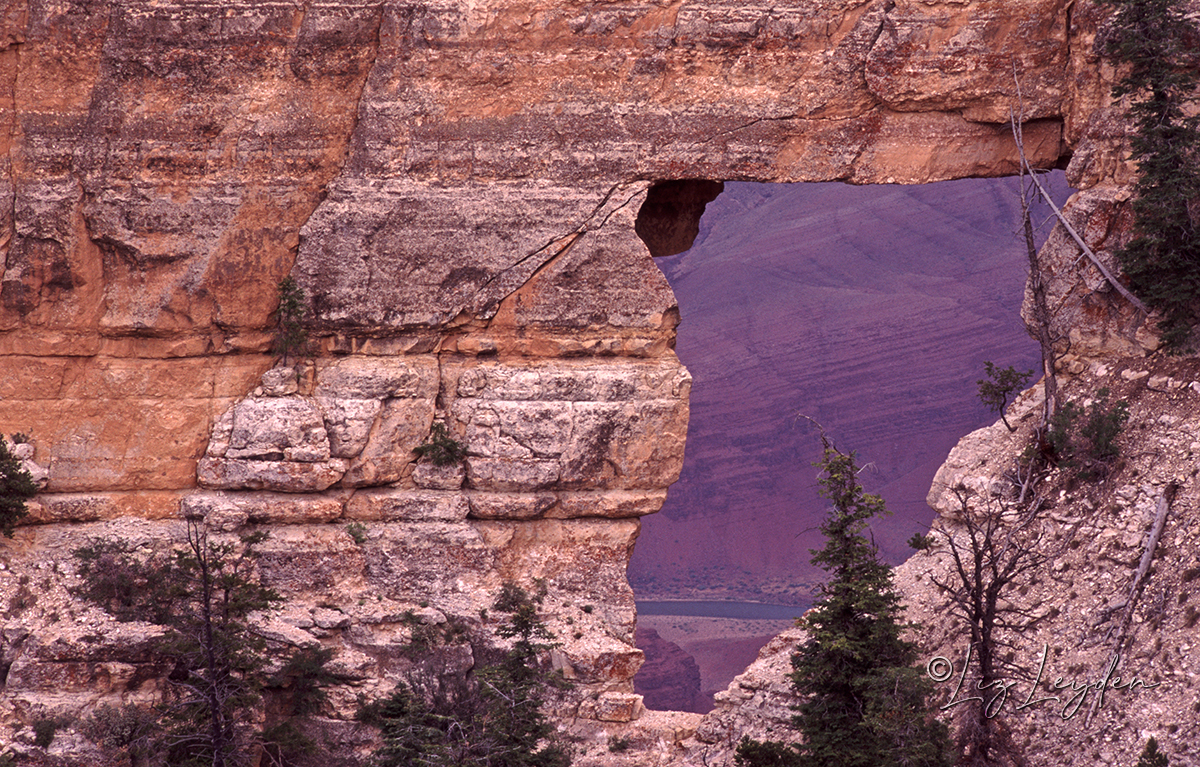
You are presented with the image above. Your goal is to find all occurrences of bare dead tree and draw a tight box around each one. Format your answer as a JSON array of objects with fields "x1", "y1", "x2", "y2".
[
  {"x1": 1009, "y1": 68, "x2": 1148, "y2": 427},
  {"x1": 1009, "y1": 79, "x2": 1062, "y2": 428},
  {"x1": 929, "y1": 486, "x2": 1054, "y2": 767}
]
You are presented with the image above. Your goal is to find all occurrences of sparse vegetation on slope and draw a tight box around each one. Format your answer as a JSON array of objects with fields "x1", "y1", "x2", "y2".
[{"x1": 358, "y1": 583, "x2": 571, "y2": 767}]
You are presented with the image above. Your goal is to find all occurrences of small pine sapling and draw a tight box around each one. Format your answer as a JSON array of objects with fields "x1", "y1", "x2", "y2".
[
  {"x1": 977, "y1": 362, "x2": 1033, "y2": 431},
  {"x1": 1137, "y1": 737, "x2": 1170, "y2": 767},
  {"x1": 907, "y1": 532, "x2": 935, "y2": 552}
]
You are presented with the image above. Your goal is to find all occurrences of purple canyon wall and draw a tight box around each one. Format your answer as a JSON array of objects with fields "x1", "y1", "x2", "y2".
[{"x1": 0, "y1": 0, "x2": 1173, "y2": 762}]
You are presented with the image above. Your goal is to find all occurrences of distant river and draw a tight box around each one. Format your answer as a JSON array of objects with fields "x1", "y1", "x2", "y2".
[{"x1": 636, "y1": 600, "x2": 810, "y2": 621}]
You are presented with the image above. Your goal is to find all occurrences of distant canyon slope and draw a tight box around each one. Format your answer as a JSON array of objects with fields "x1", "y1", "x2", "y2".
[
  {"x1": 0, "y1": 0, "x2": 1184, "y2": 763},
  {"x1": 630, "y1": 174, "x2": 1072, "y2": 604}
]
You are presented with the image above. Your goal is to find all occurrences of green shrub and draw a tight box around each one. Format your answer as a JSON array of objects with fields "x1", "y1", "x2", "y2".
[
  {"x1": 413, "y1": 422, "x2": 466, "y2": 467},
  {"x1": 261, "y1": 644, "x2": 345, "y2": 764},
  {"x1": 268, "y1": 644, "x2": 338, "y2": 718},
  {"x1": 83, "y1": 704, "x2": 159, "y2": 754},
  {"x1": 345, "y1": 521, "x2": 368, "y2": 545},
  {"x1": 8, "y1": 575, "x2": 36, "y2": 616},
  {"x1": 734, "y1": 736, "x2": 801, "y2": 766},
  {"x1": 358, "y1": 583, "x2": 570, "y2": 767},
  {"x1": 398, "y1": 611, "x2": 469, "y2": 659},
  {"x1": 1047, "y1": 387, "x2": 1130, "y2": 478},
  {"x1": 32, "y1": 718, "x2": 57, "y2": 748},
  {"x1": 608, "y1": 735, "x2": 633, "y2": 754},
  {"x1": 72, "y1": 539, "x2": 174, "y2": 623}
]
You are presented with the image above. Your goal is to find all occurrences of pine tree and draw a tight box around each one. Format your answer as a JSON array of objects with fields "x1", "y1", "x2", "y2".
[
  {"x1": 478, "y1": 583, "x2": 571, "y2": 767},
  {"x1": 274, "y1": 276, "x2": 310, "y2": 365},
  {"x1": 0, "y1": 438, "x2": 36, "y2": 537},
  {"x1": 74, "y1": 521, "x2": 334, "y2": 767},
  {"x1": 736, "y1": 435, "x2": 952, "y2": 767},
  {"x1": 1098, "y1": 0, "x2": 1200, "y2": 349}
]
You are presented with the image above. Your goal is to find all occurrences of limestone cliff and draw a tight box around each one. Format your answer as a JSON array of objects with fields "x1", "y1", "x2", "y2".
[{"x1": 0, "y1": 0, "x2": 1188, "y2": 764}]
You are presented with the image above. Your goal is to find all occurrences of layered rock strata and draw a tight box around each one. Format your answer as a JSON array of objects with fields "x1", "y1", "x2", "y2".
[{"x1": 0, "y1": 0, "x2": 1183, "y2": 762}]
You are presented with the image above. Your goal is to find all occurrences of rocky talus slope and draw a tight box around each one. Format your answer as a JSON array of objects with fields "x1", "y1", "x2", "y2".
[{"x1": 0, "y1": 0, "x2": 1191, "y2": 764}]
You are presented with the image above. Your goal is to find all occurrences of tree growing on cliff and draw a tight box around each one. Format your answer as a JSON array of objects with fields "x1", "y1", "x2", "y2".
[
  {"x1": 358, "y1": 582, "x2": 571, "y2": 767},
  {"x1": 977, "y1": 362, "x2": 1033, "y2": 432},
  {"x1": 0, "y1": 438, "x2": 36, "y2": 537},
  {"x1": 74, "y1": 521, "x2": 336, "y2": 767},
  {"x1": 735, "y1": 432, "x2": 952, "y2": 767},
  {"x1": 928, "y1": 487, "x2": 1050, "y2": 767},
  {"x1": 1098, "y1": 0, "x2": 1200, "y2": 349},
  {"x1": 274, "y1": 277, "x2": 311, "y2": 366}
]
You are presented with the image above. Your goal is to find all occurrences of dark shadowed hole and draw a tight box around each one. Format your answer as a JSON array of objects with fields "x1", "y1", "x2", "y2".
[
  {"x1": 629, "y1": 174, "x2": 1073, "y2": 714},
  {"x1": 634, "y1": 180, "x2": 726, "y2": 259}
]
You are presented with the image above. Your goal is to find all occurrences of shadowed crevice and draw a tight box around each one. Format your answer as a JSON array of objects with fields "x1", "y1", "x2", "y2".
[{"x1": 635, "y1": 179, "x2": 725, "y2": 259}]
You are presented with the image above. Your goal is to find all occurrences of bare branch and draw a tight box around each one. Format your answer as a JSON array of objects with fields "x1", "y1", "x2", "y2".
[{"x1": 1007, "y1": 79, "x2": 1148, "y2": 316}]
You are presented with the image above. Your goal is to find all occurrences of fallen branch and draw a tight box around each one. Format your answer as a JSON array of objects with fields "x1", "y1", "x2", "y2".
[
  {"x1": 1123, "y1": 484, "x2": 1174, "y2": 622},
  {"x1": 1084, "y1": 483, "x2": 1174, "y2": 727},
  {"x1": 1028, "y1": 172, "x2": 1149, "y2": 315}
]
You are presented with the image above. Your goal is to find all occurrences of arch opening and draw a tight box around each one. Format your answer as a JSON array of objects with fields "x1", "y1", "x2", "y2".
[{"x1": 629, "y1": 173, "x2": 1074, "y2": 714}]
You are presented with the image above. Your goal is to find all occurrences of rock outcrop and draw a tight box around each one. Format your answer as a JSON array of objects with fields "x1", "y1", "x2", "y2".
[{"x1": 0, "y1": 0, "x2": 1186, "y2": 763}]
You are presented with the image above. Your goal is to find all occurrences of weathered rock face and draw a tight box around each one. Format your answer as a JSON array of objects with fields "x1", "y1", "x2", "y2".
[
  {"x1": 0, "y1": 0, "x2": 1142, "y2": 495},
  {"x1": 0, "y1": 0, "x2": 1179, "y2": 761}
]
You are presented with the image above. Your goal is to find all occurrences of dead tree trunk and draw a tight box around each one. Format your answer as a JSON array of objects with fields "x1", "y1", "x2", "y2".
[{"x1": 1009, "y1": 97, "x2": 1061, "y2": 427}]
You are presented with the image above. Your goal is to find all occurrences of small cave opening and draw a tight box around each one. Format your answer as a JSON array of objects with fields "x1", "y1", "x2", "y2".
[
  {"x1": 629, "y1": 173, "x2": 1073, "y2": 715},
  {"x1": 634, "y1": 179, "x2": 726, "y2": 259}
]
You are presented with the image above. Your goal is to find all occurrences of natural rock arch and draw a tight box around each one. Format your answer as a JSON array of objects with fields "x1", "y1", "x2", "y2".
[{"x1": 0, "y1": 0, "x2": 1156, "y2": 752}]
